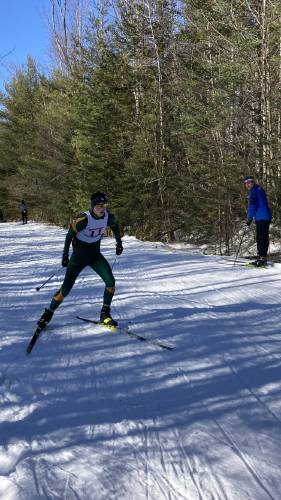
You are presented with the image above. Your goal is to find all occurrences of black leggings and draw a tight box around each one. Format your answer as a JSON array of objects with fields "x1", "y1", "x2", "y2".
[
  {"x1": 256, "y1": 220, "x2": 270, "y2": 257},
  {"x1": 22, "y1": 211, "x2": 28, "y2": 224}
]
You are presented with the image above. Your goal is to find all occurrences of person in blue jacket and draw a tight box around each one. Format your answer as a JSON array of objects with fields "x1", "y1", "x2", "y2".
[{"x1": 244, "y1": 175, "x2": 272, "y2": 266}]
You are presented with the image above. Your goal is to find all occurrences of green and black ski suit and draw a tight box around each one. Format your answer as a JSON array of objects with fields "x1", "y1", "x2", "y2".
[{"x1": 48, "y1": 209, "x2": 122, "y2": 312}]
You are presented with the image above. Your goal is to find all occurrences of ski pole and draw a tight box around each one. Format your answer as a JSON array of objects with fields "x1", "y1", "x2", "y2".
[
  {"x1": 111, "y1": 256, "x2": 117, "y2": 271},
  {"x1": 233, "y1": 226, "x2": 247, "y2": 266},
  {"x1": 35, "y1": 269, "x2": 61, "y2": 291}
]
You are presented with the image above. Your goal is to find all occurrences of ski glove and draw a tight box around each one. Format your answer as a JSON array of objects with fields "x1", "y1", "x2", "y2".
[
  {"x1": 242, "y1": 220, "x2": 251, "y2": 231},
  {"x1": 62, "y1": 253, "x2": 69, "y2": 267},
  {"x1": 116, "y1": 242, "x2": 123, "y2": 255}
]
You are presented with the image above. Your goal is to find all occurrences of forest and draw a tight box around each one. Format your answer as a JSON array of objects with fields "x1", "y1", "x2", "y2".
[{"x1": 1, "y1": 0, "x2": 281, "y2": 252}]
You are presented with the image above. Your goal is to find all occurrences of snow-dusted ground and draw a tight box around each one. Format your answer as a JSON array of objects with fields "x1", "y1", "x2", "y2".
[{"x1": 1, "y1": 222, "x2": 281, "y2": 500}]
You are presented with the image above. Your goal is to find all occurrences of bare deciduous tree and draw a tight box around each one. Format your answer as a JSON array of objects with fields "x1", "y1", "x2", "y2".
[{"x1": 49, "y1": 0, "x2": 91, "y2": 72}]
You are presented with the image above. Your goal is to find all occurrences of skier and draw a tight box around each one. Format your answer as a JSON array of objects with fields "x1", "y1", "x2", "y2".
[
  {"x1": 243, "y1": 175, "x2": 272, "y2": 266},
  {"x1": 37, "y1": 192, "x2": 123, "y2": 329},
  {"x1": 20, "y1": 200, "x2": 28, "y2": 224}
]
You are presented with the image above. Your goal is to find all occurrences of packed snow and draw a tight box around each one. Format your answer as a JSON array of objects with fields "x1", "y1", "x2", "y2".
[{"x1": 0, "y1": 222, "x2": 281, "y2": 500}]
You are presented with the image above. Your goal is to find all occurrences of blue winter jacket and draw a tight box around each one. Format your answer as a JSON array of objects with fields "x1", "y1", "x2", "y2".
[{"x1": 247, "y1": 184, "x2": 272, "y2": 223}]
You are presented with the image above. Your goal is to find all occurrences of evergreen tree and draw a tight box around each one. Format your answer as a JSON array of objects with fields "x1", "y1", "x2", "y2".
[
  {"x1": 0, "y1": 58, "x2": 42, "y2": 218},
  {"x1": 66, "y1": 13, "x2": 137, "y2": 224}
]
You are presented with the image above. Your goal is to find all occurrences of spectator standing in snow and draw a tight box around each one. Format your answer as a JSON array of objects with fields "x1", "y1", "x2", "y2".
[
  {"x1": 243, "y1": 176, "x2": 272, "y2": 267},
  {"x1": 36, "y1": 192, "x2": 123, "y2": 330},
  {"x1": 20, "y1": 200, "x2": 28, "y2": 224}
]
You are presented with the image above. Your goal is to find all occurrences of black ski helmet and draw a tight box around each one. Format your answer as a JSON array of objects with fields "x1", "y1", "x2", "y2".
[{"x1": 91, "y1": 192, "x2": 107, "y2": 208}]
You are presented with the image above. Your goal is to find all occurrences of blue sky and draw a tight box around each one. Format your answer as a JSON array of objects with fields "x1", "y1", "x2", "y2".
[{"x1": 0, "y1": 0, "x2": 51, "y2": 92}]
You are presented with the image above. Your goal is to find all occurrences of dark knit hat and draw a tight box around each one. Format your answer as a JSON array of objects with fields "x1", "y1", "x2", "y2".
[
  {"x1": 91, "y1": 192, "x2": 107, "y2": 207},
  {"x1": 243, "y1": 176, "x2": 255, "y2": 183}
]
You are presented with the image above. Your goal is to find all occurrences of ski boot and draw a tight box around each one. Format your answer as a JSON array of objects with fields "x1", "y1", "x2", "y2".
[
  {"x1": 100, "y1": 305, "x2": 118, "y2": 327},
  {"x1": 37, "y1": 308, "x2": 54, "y2": 329},
  {"x1": 253, "y1": 257, "x2": 267, "y2": 267}
]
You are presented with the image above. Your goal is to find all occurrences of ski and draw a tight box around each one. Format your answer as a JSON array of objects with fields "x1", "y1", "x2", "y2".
[
  {"x1": 221, "y1": 259, "x2": 273, "y2": 268},
  {"x1": 221, "y1": 257, "x2": 274, "y2": 266},
  {"x1": 26, "y1": 326, "x2": 45, "y2": 354},
  {"x1": 219, "y1": 257, "x2": 255, "y2": 266},
  {"x1": 232, "y1": 260, "x2": 273, "y2": 269},
  {"x1": 76, "y1": 316, "x2": 174, "y2": 351},
  {"x1": 245, "y1": 262, "x2": 273, "y2": 269}
]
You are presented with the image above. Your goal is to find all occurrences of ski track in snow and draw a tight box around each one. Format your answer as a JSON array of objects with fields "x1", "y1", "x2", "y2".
[{"x1": 0, "y1": 222, "x2": 281, "y2": 499}]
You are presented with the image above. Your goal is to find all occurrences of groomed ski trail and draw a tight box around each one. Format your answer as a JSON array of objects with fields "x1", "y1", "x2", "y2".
[{"x1": 0, "y1": 222, "x2": 281, "y2": 499}]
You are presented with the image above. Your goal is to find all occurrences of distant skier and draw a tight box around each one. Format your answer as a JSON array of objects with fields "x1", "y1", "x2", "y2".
[
  {"x1": 0, "y1": 209, "x2": 5, "y2": 222},
  {"x1": 243, "y1": 175, "x2": 272, "y2": 266},
  {"x1": 20, "y1": 200, "x2": 28, "y2": 224},
  {"x1": 37, "y1": 192, "x2": 123, "y2": 330}
]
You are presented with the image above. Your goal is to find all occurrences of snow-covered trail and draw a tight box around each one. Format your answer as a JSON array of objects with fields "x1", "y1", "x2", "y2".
[{"x1": 0, "y1": 222, "x2": 281, "y2": 500}]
